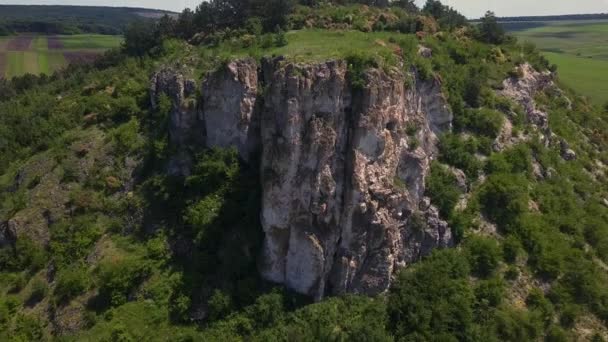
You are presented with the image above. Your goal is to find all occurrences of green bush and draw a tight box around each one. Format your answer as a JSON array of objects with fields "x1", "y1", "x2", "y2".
[
  {"x1": 502, "y1": 235, "x2": 523, "y2": 263},
  {"x1": 426, "y1": 162, "x2": 462, "y2": 218},
  {"x1": 491, "y1": 307, "x2": 542, "y2": 341},
  {"x1": 208, "y1": 290, "x2": 233, "y2": 321},
  {"x1": 526, "y1": 287, "x2": 554, "y2": 324},
  {"x1": 26, "y1": 277, "x2": 48, "y2": 304},
  {"x1": 50, "y1": 215, "x2": 102, "y2": 266},
  {"x1": 346, "y1": 53, "x2": 378, "y2": 90},
  {"x1": 545, "y1": 325, "x2": 570, "y2": 342},
  {"x1": 0, "y1": 238, "x2": 46, "y2": 272},
  {"x1": 475, "y1": 277, "x2": 505, "y2": 308},
  {"x1": 478, "y1": 174, "x2": 529, "y2": 232},
  {"x1": 465, "y1": 236, "x2": 502, "y2": 278},
  {"x1": 388, "y1": 249, "x2": 474, "y2": 340},
  {"x1": 54, "y1": 266, "x2": 90, "y2": 303},
  {"x1": 439, "y1": 134, "x2": 483, "y2": 179},
  {"x1": 455, "y1": 108, "x2": 504, "y2": 138},
  {"x1": 485, "y1": 144, "x2": 533, "y2": 176},
  {"x1": 97, "y1": 256, "x2": 151, "y2": 307},
  {"x1": 109, "y1": 117, "x2": 144, "y2": 156},
  {"x1": 9, "y1": 314, "x2": 44, "y2": 341}
]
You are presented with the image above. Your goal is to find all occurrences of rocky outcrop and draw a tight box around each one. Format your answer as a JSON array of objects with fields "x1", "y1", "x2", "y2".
[
  {"x1": 258, "y1": 59, "x2": 453, "y2": 298},
  {"x1": 500, "y1": 63, "x2": 553, "y2": 130},
  {"x1": 499, "y1": 63, "x2": 577, "y2": 161},
  {"x1": 150, "y1": 68, "x2": 199, "y2": 146},
  {"x1": 201, "y1": 59, "x2": 259, "y2": 161},
  {"x1": 152, "y1": 57, "x2": 454, "y2": 299},
  {"x1": 150, "y1": 60, "x2": 259, "y2": 161}
]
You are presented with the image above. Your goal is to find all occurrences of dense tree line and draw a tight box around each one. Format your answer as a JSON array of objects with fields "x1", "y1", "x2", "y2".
[
  {"x1": 0, "y1": 5, "x2": 172, "y2": 35},
  {"x1": 124, "y1": 0, "x2": 506, "y2": 57}
]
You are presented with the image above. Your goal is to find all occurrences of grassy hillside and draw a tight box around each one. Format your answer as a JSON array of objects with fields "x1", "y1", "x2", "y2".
[
  {"x1": 1, "y1": 2, "x2": 608, "y2": 341},
  {"x1": 511, "y1": 20, "x2": 608, "y2": 105}
]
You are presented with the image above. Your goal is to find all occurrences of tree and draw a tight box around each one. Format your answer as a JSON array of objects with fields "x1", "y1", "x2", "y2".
[
  {"x1": 250, "y1": 0, "x2": 295, "y2": 31},
  {"x1": 123, "y1": 20, "x2": 161, "y2": 56},
  {"x1": 176, "y1": 8, "x2": 196, "y2": 39},
  {"x1": 423, "y1": 0, "x2": 444, "y2": 19},
  {"x1": 394, "y1": 0, "x2": 418, "y2": 13},
  {"x1": 478, "y1": 11, "x2": 505, "y2": 44},
  {"x1": 157, "y1": 14, "x2": 176, "y2": 38},
  {"x1": 422, "y1": 0, "x2": 467, "y2": 30}
]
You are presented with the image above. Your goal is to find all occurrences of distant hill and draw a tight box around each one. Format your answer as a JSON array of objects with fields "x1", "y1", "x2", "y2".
[
  {"x1": 0, "y1": 5, "x2": 177, "y2": 35},
  {"x1": 495, "y1": 13, "x2": 608, "y2": 31}
]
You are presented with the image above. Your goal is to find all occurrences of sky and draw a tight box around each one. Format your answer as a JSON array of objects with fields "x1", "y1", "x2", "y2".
[{"x1": 0, "y1": 0, "x2": 606, "y2": 18}]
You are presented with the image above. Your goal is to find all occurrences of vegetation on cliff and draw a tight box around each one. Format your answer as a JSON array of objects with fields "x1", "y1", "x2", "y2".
[{"x1": 1, "y1": 1, "x2": 608, "y2": 341}]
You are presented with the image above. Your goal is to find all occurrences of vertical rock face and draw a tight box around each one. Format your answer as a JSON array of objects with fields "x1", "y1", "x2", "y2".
[
  {"x1": 150, "y1": 68, "x2": 199, "y2": 146},
  {"x1": 201, "y1": 59, "x2": 259, "y2": 161},
  {"x1": 150, "y1": 60, "x2": 259, "y2": 161},
  {"x1": 151, "y1": 57, "x2": 454, "y2": 298},
  {"x1": 259, "y1": 60, "x2": 352, "y2": 297},
  {"x1": 258, "y1": 59, "x2": 452, "y2": 298}
]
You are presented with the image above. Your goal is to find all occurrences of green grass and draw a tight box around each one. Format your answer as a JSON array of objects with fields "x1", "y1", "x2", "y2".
[
  {"x1": 544, "y1": 51, "x2": 608, "y2": 104},
  {"x1": 32, "y1": 36, "x2": 47, "y2": 52},
  {"x1": 513, "y1": 20, "x2": 608, "y2": 105},
  {"x1": 5, "y1": 51, "x2": 38, "y2": 78},
  {"x1": 209, "y1": 29, "x2": 405, "y2": 63},
  {"x1": 58, "y1": 34, "x2": 123, "y2": 50}
]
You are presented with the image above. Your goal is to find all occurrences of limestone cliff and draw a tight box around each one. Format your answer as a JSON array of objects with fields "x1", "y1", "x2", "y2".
[{"x1": 151, "y1": 57, "x2": 454, "y2": 298}]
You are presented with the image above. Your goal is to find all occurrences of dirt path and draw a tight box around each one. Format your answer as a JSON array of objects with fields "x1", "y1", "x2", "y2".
[{"x1": 7, "y1": 35, "x2": 33, "y2": 51}]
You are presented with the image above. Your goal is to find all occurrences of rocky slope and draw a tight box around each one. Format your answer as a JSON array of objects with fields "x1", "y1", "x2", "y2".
[{"x1": 151, "y1": 55, "x2": 454, "y2": 298}]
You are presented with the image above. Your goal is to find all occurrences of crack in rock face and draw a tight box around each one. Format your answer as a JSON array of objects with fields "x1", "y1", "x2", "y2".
[{"x1": 151, "y1": 57, "x2": 455, "y2": 299}]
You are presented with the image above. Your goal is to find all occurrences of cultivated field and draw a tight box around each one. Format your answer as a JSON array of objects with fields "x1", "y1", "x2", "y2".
[
  {"x1": 0, "y1": 34, "x2": 122, "y2": 79},
  {"x1": 512, "y1": 20, "x2": 608, "y2": 105}
]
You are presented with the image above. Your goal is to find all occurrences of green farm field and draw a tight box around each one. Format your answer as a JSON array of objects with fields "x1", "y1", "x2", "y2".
[
  {"x1": 512, "y1": 20, "x2": 608, "y2": 105},
  {"x1": 0, "y1": 34, "x2": 122, "y2": 79}
]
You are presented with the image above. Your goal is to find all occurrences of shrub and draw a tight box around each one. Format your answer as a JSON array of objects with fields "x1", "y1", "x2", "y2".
[
  {"x1": 109, "y1": 117, "x2": 144, "y2": 156},
  {"x1": 54, "y1": 266, "x2": 90, "y2": 303},
  {"x1": 274, "y1": 30, "x2": 288, "y2": 47},
  {"x1": 478, "y1": 174, "x2": 529, "y2": 232},
  {"x1": 426, "y1": 162, "x2": 462, "y2": 218},
  {"x1": 9, "y1": 314, "x2": 44, "y2": 341},
  {"x1": 7, "y1": 273, "x2": 27, "y2": 293},
  {"x1": 439, "y1": 134, "x2": 482, "y2": 179},
  {"x1": 475, "y1": 277, "x2": 505, "y2": 308},
  {"x1": 50, "y1": 215, "x2": 102, "y2": 266},
  {"x1": 208, "y1": 290, "x2": 233, "y2": 321},
  {"x1": 502, "y1": 236, "x2": 523, "y2": 263},
  {"x1": 559, "y1": 304, "x2": 580, "y2": 328},
  {"x1": 485, "y1": 144, "x2": 533, "y2": 176},
  {"x1": 346, "y1": 53, "x2": 378, "y2": 90},
  {"x1": 545, "y1": 325, "x2": 570, "y2": 342},
  {"x1": 27, "y1": 277, "x2": 48, "y2": 304},
  {"x1": 413, "y1": 56, "x2": 433, "y2": 81},
  {"x1": 492, "y1": 307, "x2": 542, "y2": 341},
  {"x1": 97, "y1": 256, "x2": 151, "y2": 307},
  {"x1": 0, "y1": 238, "x2": 46, "y2": 272},
  {"x1": 465, "y1": 236, "x2": 502, "y2": 278},
  {"x1": 388, "y1": 249, "x2": 473, "y2": 340},
  {"x1": 455, "y1": 108, "x2": 504, "y2": 138},
  {"x1": 505, "y1": 266, "x2": 519, "y2": 281},
  {"x1": 526, "y1": 287, "x2": 554, "y2": 323}
]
